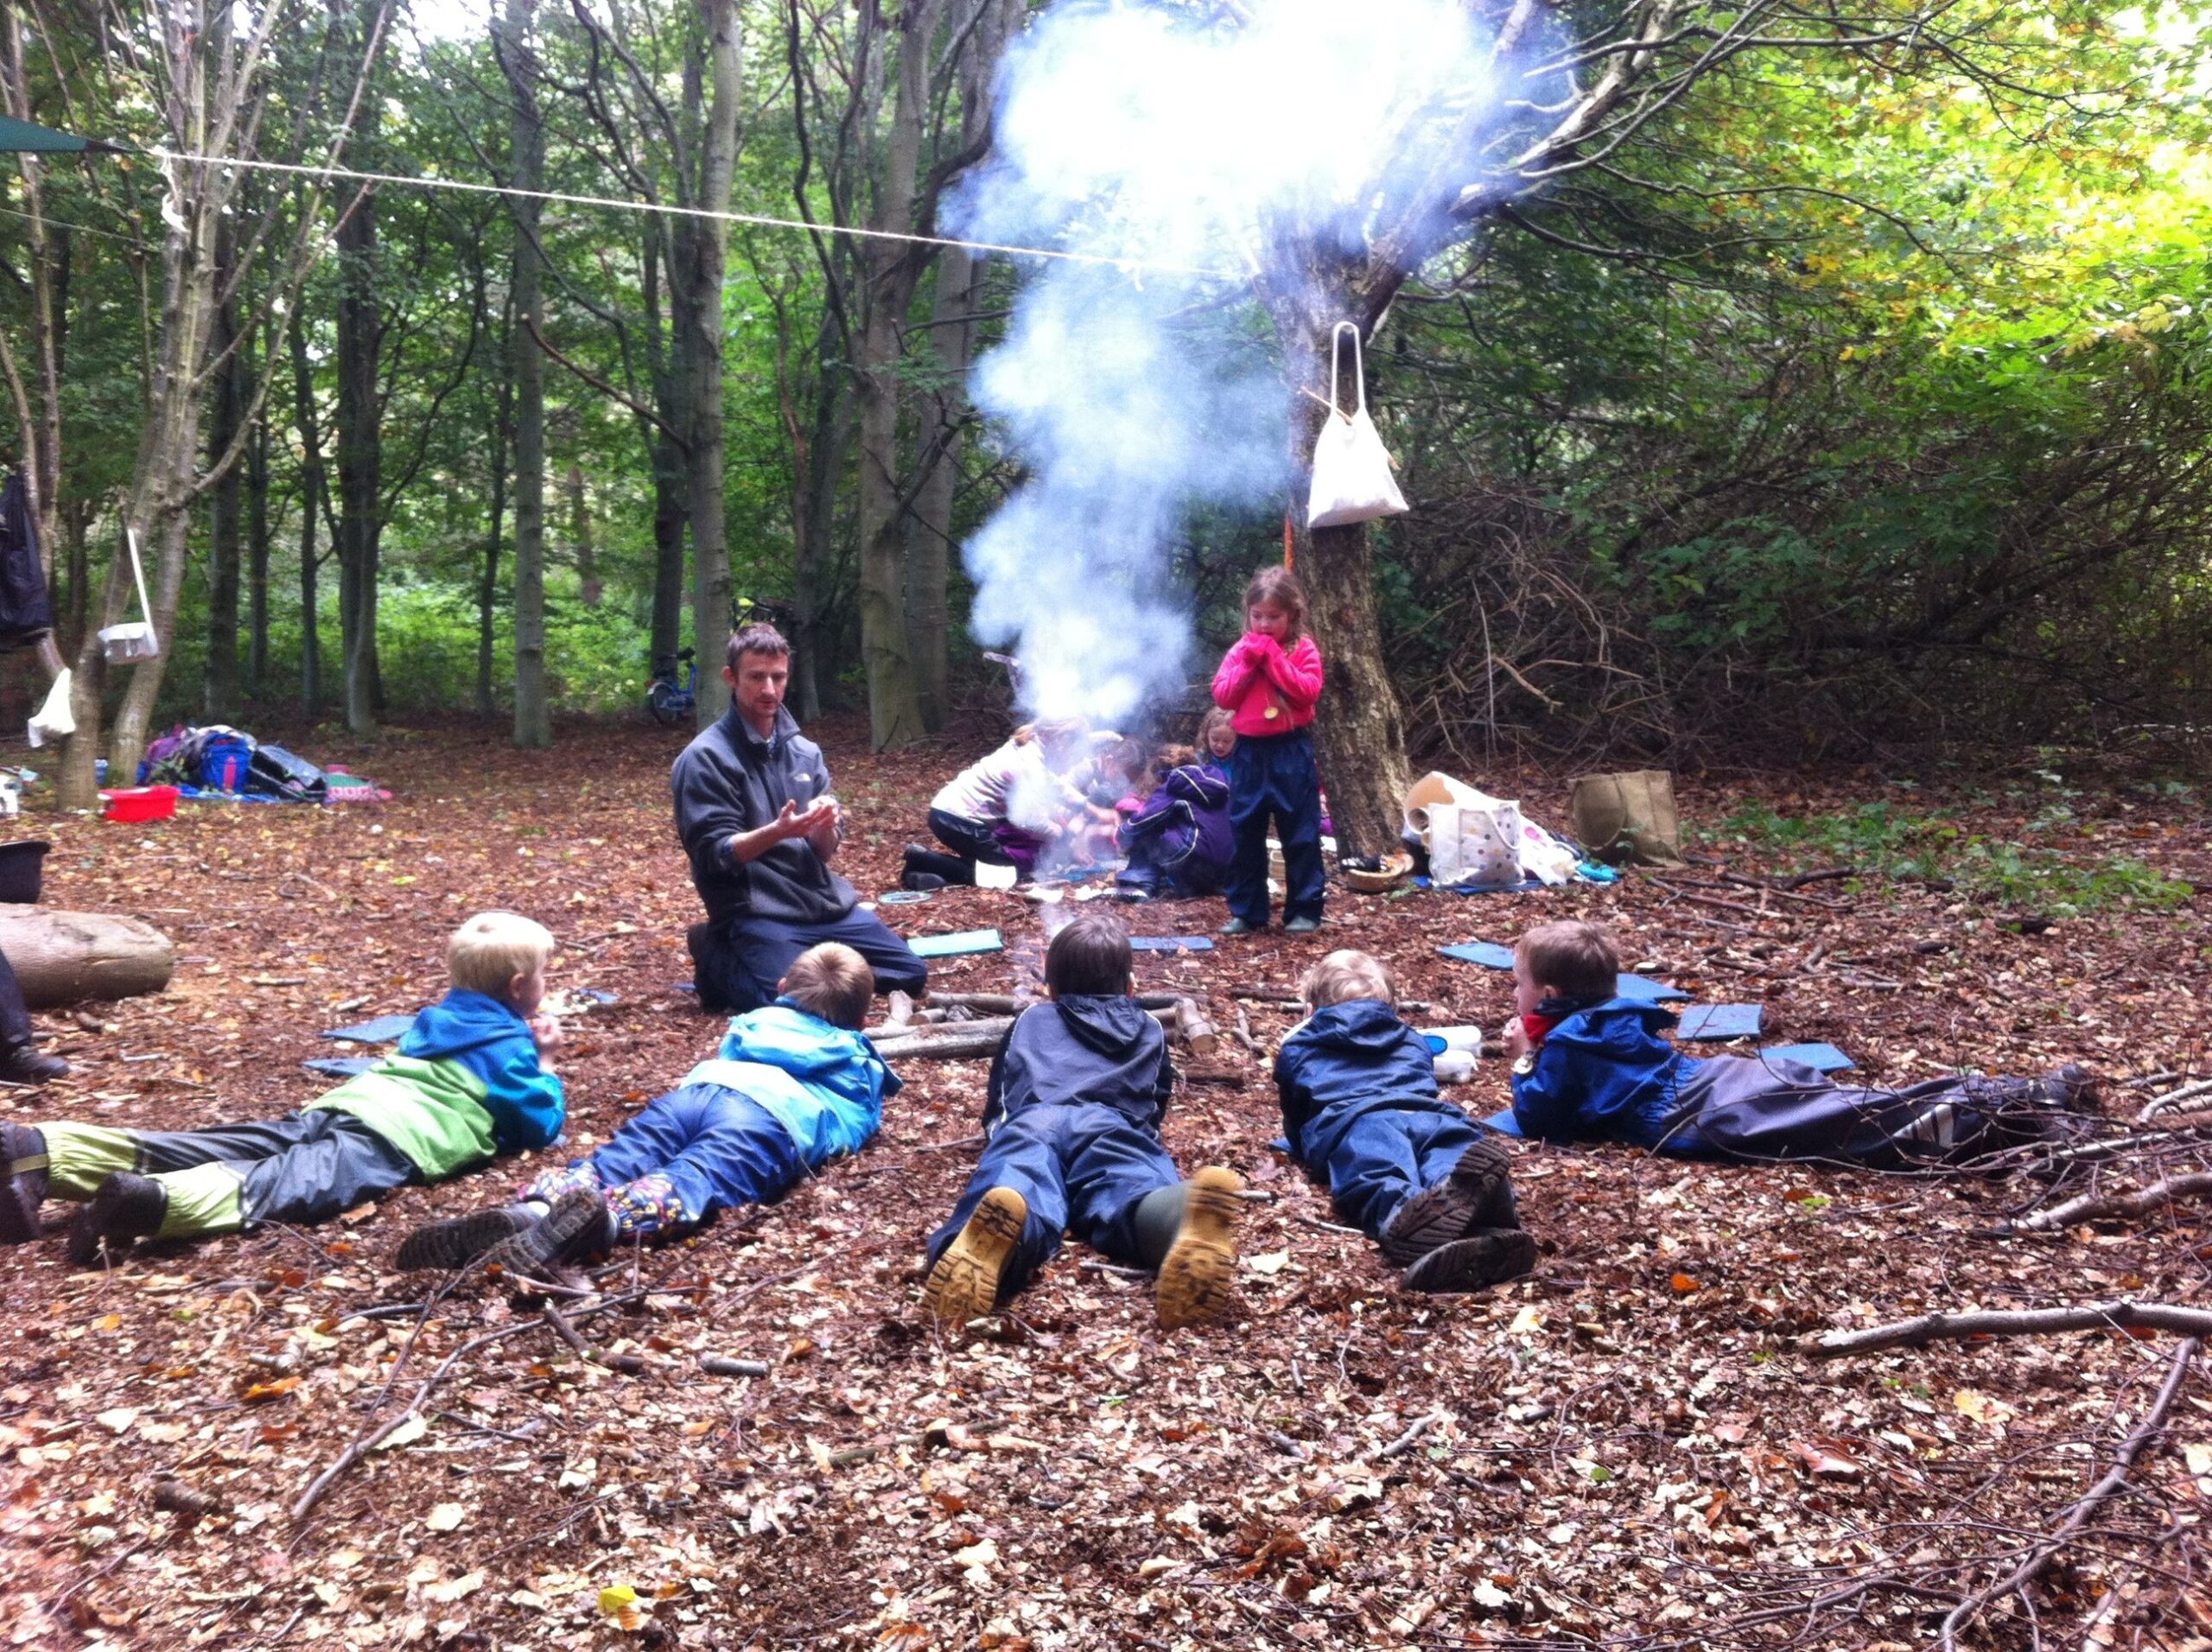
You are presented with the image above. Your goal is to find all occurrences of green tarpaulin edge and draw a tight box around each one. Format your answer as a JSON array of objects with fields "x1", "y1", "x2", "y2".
[{"x1": 0, "y1": 113, "x2": 121, "y2": 155}]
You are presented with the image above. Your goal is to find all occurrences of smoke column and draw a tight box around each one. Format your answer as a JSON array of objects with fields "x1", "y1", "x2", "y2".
[{"x1": 949, "y1": 0, "x2": 1500, "y2": 728}]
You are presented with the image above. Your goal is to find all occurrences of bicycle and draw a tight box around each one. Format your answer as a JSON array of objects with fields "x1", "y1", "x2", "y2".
[{"x1": 648, "y1": 647, "x2": 697, "y2": 726}]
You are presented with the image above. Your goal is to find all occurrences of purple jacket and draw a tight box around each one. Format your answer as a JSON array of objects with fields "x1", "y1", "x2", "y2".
[{"x1": 1118, "y1": 760, "x2": 1232, "y2": 886}]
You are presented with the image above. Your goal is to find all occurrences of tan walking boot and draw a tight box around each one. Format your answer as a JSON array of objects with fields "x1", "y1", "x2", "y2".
[
  {"x1": 922, "y1": 1186, "x2": 1027, "y2": 1328},
  {"x1": 1156, "y1": 1166, "x2": 1242, "y2": 1330}
]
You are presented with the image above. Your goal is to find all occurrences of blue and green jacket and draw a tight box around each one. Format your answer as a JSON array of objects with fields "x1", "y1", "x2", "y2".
[
  {"x1": 680, "y1": 1001, "x2": 900, "y2": 1166},
  {"x1": 309, "y1": 988, "x2": 566, "y2": 1178}
]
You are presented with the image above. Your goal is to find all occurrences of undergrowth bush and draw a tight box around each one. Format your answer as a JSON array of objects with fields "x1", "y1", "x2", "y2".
[{"x1": 1707, "y1": 801, "x2": 2193, "y2": 918}]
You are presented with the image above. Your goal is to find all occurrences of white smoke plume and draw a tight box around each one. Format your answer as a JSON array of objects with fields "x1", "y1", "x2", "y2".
[{"x1": 951, "y1": 0, "x2": 1503, "y2": 728}]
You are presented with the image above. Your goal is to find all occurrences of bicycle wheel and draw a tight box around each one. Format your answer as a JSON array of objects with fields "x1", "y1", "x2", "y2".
[{"x1": 648, "y1": 682, "x2": 684, "y2": 726}]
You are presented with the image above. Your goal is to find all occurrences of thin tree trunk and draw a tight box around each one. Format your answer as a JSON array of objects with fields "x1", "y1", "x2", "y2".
[
  {"x1": 334, "y1": 173, "x2": 381, "y2": 738},
  {"x1": 204, "y1": 231, "x2": 243, "y2": 721},
  {"x1": 906, "y1": 240, "x2": 973, "y2": 733},
  {"x1": 478, "y1": 307, "x2": 512, "y2": 719},
  {"x1": 245, "y1": 340, "x2": 270, "y2": 701},
  {"x1": 288, "y1": 311, "x2": 325, "y2": 719},
  {"x1": 566, "y1": 461, "x2": 599, "y2": 606},
  {"x1": 499, "y1": 0, "x2": 551, "y2": 749}
]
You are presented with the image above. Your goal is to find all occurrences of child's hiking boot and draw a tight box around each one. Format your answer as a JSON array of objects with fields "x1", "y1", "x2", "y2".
[
  {"x1": 1282, "y1": 916, "x2": 1321, "y2": 935},
  {"x1": 1376, "y1": 1136, "x2": 1516, "y2": 1266},
  {"x1": 1, "y1": 1123, "x2": 48, "y2": 1247},
  {"x1": 1217, "y1": 918, "x2": 1258, "y2": 937},
  {"x1": 1402, "y1": 1228, "x2": 1536, "y2": 1294},
  {"x1": 482, "y1": 1189, "x2": 610, "y2": 1281},
  {"x1": 67, "y1": 1172, "x2": 167, "y2": 1268},
  {"x1": 1156, "y1": 1166, "x2": 1243, "y2": 1330},
  {"x1": 397, "y1": 1205, "x2": 535, "y2": 1272},
  {"x1": 921, "y1": 1186, "x2": 1026, "y2": 1329},
  {"x1": 2031, "y1": 1064, "x2": 2094, "y2": 1109}
]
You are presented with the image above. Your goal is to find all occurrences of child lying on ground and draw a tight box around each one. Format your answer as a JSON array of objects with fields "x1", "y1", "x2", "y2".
[
  {"x1": 397, "y1": 943, "x2": 894, "y2": 1276},
  {"x1": 1115, "y1": 717, "x2": 1234, "y2": 902},
  {"x1": 1498, "y1": 920, "x2": 2093, "y2": 1166},
  {"x1": 921, "y1": 911, "x2": 1243, "y2": 1331},
  {"x1": 1, "y1": 912, "x2": 565, "y2": 1264},
  {"x1": 1277, "y1": 950, "x2": 1535, "y2": 1292}
]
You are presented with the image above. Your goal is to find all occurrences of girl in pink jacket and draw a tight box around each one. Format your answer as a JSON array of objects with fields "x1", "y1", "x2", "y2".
[{"x1": 1210, "y1": 567, "x2": 1325, "y2": 934}]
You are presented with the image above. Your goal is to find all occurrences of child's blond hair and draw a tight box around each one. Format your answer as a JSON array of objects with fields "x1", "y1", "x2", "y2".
[
  {"x1": 1302, "y1": 949, "x2": 1394, "y2": 1011},
  {"x1": 1516, "y1": 920, "x2": 1618, "y2": 1001},
  {"x1": 448, "y1": 912, "x2": 557, "y2": 999},
  {"x1": 781, "y1": 943, "x2": 875, "y2": 1029}
]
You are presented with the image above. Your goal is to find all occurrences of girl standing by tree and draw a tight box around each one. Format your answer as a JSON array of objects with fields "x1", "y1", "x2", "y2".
[{"x1": 1211, "y1": 568, "x2": 1325, "y2": 935}]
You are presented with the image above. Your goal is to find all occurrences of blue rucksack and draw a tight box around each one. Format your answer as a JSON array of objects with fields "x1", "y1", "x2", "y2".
[{"x1": 196, "y1": 732, "x2": 255, "y2": 793}]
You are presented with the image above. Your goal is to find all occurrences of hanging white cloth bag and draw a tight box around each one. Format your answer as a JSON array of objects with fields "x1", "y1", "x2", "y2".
[
  {"x1": 26, "y1": 668, "x2": 73, "y2": 747},
  {"x1": 1306, "y1": 321, "x2": 1409, "y2": 530},
  {"x1": 99, "y1": 525, "x2": 160, "y2": 664}
]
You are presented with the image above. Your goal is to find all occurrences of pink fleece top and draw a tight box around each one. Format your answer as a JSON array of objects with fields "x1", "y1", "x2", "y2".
[{"x1": 1211, "y1": 632, "x2": 1324, "y2": 737}]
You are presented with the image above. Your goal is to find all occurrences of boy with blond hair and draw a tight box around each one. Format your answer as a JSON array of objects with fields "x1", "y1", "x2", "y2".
[
  {"x1": 397, "y1": 943, "x2": 898, "y2": 1275},
  {"x1": 1277, "y1": 949, "x2": 1534, "y2": 1292},
  {"x1": 1, "y1": 912, "x2": 567, "y2": 1264},
  {"x1": 921, "y1": 912, "x2": 1243, "y2": 1330}
]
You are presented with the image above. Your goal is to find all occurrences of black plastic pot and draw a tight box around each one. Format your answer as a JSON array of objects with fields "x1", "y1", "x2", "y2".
[{"x1": 0, "y1": 841, "x2": 50, "y2": 905}]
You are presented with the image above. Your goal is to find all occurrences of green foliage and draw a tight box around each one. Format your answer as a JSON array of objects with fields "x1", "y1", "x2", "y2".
[{"x1": 1707, "y1": 800, "x2": 2194, "y2": 918}]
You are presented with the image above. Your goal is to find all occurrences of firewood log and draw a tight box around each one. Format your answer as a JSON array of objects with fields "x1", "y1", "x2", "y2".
[{"x1": 0, "y1": 908, "x2": 174, "y2": 1007}]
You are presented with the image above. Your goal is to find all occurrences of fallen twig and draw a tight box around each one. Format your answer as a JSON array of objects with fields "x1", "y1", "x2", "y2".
[
  {"x1": 543, "y1": 1304, "x2": 646, "y2": 1373},
  {"x1": 700, "y1": 1355, "x2": 772, "y2": 1378},
  {"x1": 1937, "y1": 1337, "x2": 2199, "y2": 1650},
  {"x1": 2138, "y1": 1076, "x2": 2212, "y2": 1122},
  {"x1": 1802, "y1": 1299, "x2": 2212, "y2": 1358},
  {"x1": 1377, "y1": 1409, "x2": 1449, "y2": 1460},
  {"x1": 2010, "y1": 1172, "x2": 2212, "y2": 1234}
]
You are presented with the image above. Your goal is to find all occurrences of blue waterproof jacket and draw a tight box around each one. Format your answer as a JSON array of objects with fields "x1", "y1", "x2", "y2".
[
  {"x1": 681, "y1": 1001, "x2": 902, "y2": 1166},
  {"x1": 1510, "y1": 996, "x2": 1709, "y2": 1153},
  {"x1": 309, "y1": 989, "x2": 566, "y2": 1177},
  {"x1": 983, "y1": 995, "x2": 1173, "y2": 1136},
  {"x1": 1274, "y1": 999, "x2": 1465, "y2": 1166}
]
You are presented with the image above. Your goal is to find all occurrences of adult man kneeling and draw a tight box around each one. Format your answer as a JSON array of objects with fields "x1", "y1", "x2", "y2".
[{"x1": 673, "y1": 624, "x2": 927, "y2": 1013}]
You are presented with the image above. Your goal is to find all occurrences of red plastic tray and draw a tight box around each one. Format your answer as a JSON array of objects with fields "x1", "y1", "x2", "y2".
[{"x1": 99, "y1": 785, "x2": 180, "y2": 823}]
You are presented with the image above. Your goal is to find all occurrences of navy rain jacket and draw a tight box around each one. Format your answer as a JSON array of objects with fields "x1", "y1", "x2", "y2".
[
  {"x1": 1274, "y1": 998, "x2": 1465, "y2": 1166},
  {"x1": 982, "y1": 995, "x2": 1174, "y2": 1137},
  {"x1": 1510, "y1": 996, "x2": 1709, "y2": 1153}
]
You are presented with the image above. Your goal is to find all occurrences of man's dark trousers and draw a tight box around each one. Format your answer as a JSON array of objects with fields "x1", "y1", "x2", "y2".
[{"x1": 689, "y1": 907, "x2": 928, "y2": 1015}]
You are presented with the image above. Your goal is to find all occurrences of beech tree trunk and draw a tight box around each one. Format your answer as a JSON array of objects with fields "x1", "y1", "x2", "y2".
[
  {"x1": 906, "y1": 249, "x2": 969, "y2": 734},
  {"x1": 288, "y1": 312, "x2": 325, "y2": 719},
  {"x1": 499, "y1": 0, "x2": 550, "y2": 750},
  {"x1": 667, "y1": 0, "x2": 741, "y2": 728},
  {"x1": 478, "y1": 301, "x2": 512, "y2": 720},
  {"x1": 1274, "y1": 302, "x2": 1413, "y2": 860},
  {"x1": 245, "y1": 335, "x2": 270, "y2": 701},
  {"x1": 566, "y1": 461, "x2": 599, "y2": 606}
]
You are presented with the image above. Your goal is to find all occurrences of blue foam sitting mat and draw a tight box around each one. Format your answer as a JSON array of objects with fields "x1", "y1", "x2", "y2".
[
  {"x1": 320, "y1": 1013, "x2": 417, "y2": 1045},
  {"x1": 1440, "y1": 941, "x2": 1688, "y2": 1002},
  {"x1": 1130, "y1": 935, "x2": 1215, "y2": 953},
  {"x1": 909, "y1": 928, "x2": 1005, "y2": 960},
  {"x1": 303, "y1": 1056, "x2": 380, "y2": 1079},
  {"x1": 1675, "y1": 1003, "x2": 1764, "y2": 1040},
  {"x1": 1762, "y1": 1042, "x2": 1855, "y2": 1073}
]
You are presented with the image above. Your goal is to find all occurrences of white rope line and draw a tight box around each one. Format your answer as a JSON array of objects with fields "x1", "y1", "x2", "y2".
[{"x1": 150, "y1": 148, "x2": 1244, "y2": 282}]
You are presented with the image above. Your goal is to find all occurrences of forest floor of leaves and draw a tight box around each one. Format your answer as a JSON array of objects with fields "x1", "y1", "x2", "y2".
[{"x1": 5, "y1": 715, "x2": 2212, "y2": 1651}]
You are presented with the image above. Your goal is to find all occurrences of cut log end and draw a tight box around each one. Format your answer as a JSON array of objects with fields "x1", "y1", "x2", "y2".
[{"x1": 0, "y1": 908, "x2": 175, "y2": 1008}]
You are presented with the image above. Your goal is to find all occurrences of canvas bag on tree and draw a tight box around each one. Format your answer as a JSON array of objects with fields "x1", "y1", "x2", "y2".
[
  {"x1": 1306, "y1": 322, "x2": 1409, "y2": 530},
  {"x1": 1568, "y1": 770, "x2": 1687, "y2": 867}
]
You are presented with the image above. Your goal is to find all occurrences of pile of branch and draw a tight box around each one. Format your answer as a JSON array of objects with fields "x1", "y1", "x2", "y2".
[{"x1": 868, "y1": 992, "x2": 1216, "y2": 1061}]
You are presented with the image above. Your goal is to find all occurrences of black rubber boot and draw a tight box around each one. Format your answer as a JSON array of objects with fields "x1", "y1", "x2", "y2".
[
  {"x1": 67, "y1": 1172, "x2": 168, "y2": 1268},
  {"x1": 1128, "y1": 1182, "x2": 1186, "y2": 1270},
  {"x1": 397, "y1": 1204, "x2": 537, "y2": 1272},
  {"x1": 0, "y1": 1122, "x2": 48, "y2": 1246},
  {"x1": 0, "y1": 1043, "x2": 67, "y2": 1085},
  {"x1": 482, "y1": 1188, "x2": 611, "y2": 1280},
  {"x1": 1402, "y1": 1229, "x2": 1537, "y2": 1293}
]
